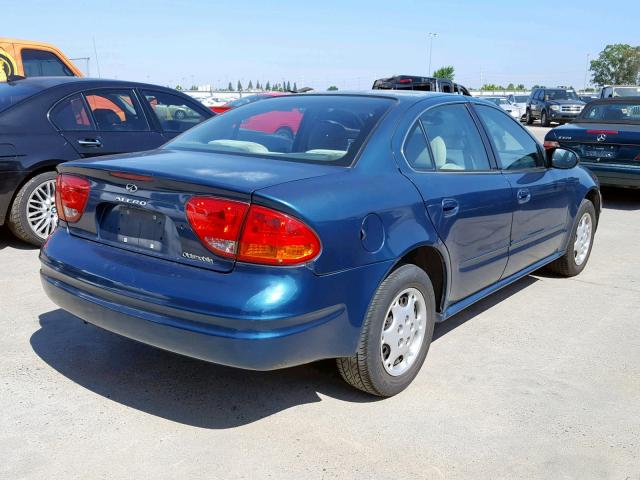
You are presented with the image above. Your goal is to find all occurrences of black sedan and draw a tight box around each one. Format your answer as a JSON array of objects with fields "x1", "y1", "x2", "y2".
[
  {"x1": 545, "y1": 98, "x2": 640, "y2": 188},
  {"x1": 0, "y1": 77, "x2": 213, "y2": 245}
]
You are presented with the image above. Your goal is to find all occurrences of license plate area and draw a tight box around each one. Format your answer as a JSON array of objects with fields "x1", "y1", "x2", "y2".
[
  {"x1": 100, "y1": 205, "x2": 166, "y2": 252},
  {"x1": 583, "y1": 145, "x2": 617, "y2": 159}
]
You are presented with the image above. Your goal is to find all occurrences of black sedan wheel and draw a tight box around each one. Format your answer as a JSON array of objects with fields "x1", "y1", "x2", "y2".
[{"x1": 8, "y1": 171, "x2": 58, "y2": 246}]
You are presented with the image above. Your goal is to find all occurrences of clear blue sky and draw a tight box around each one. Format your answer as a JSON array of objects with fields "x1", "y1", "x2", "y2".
[{"x1": 3, "y1": 0, "x2": 639, "y2": 90}]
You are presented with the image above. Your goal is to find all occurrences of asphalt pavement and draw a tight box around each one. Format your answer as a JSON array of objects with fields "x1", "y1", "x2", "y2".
[{"x1": 1, "y1": 134, "x2": 638, "y2": 479}]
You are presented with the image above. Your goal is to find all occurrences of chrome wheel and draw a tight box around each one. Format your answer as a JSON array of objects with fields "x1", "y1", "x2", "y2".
[
  {"x1": 573, "y1": 212, "x2": 592, "y2": 266},
  {"x1": 380, "y1": 287, "x2": 427, "y2": 377},
  {"x1": 26, "y1": 179, "x2": 57, "y2": 240}
]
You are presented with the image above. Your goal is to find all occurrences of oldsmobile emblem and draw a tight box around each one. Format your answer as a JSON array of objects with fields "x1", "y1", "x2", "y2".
[{"x1": 126, "y1": 183, "x2": 138, "y2": 193}]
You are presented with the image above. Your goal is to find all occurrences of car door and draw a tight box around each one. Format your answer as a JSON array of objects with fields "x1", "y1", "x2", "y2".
[
  {"x1": 529, "y1": 89, "x2": 541, "y2": 118},
  {"x1": 400, "y1": 102, "x2": 514, "y2": 303},
  {"x1": 58, "y1": 88, "x2": 164, "y2": 157},
  {"x1": 139, "y1": 89, "x2": 210, "y2": 141},
  {"x1": 472, "y1": 104, "x2": 570, "y2": 277}
]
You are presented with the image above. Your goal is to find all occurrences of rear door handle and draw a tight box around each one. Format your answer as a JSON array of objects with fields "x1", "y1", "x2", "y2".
[
  {"x1": 77, "y1": 139, "x2": 102, "y2": 148},
  {"x1": 441, "y1": 198, "x2": 459, "y2": 217},
  {"x1": 517, "y1": 188, "x2": 531, "y2": 204}
]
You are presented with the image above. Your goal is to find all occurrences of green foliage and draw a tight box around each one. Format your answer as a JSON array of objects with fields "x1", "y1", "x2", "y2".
[
  {"x1": 507, "y1": 83, "x2": 515, "y2": 90},
  {"x1": 227, "y1": 82, "x2": 234, "y2": 91},
  {"x1": 481, "y1": 84, "x2": 504, "y2": 91},
  {"x1": 265, "y1": 81, "x2": 271, "y2": 91},
  {"x1": 175, "y1": 85, "x2": 183, "y2": 91},
  {"x1": 237, "y1": 80, "x2": 243, "y2": 92},
  {"x1": 432, "y1": 66, "x2": 455, "y2": 80},
  {"x1": 286, "y1": 81, "x2": 291, "y2": 91},
  {"x1": 590, "y1": 44, "x2": 640, "y2": 86},
  {"x1": 247, "y1": 80, "x2": 253, "y2": 90},
  {"x1": 516, "y1": 84, "x2": 526, "y2": 90},
  {"x1": 327, "y1": 85, "x2": 339, "y2": 91},
  {"x1": 190, "y1": 85, "x2": 198, "y2": 91},
  {"x1": 293, "y1": 82, "x2": 298, "y2": 92}
]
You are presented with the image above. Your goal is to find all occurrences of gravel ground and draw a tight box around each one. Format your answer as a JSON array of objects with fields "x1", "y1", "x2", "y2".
[{"x1": 1, "y1": 155, "x2": 639, "y2": 478}]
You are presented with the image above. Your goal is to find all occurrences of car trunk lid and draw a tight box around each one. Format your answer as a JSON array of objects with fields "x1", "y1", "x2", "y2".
[{"x1": 554, "y1": 122, "x2": 640, "y2": 165}]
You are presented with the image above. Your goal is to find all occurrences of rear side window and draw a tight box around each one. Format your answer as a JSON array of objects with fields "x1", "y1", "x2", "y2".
[
  {"x1": 420, "y1": 104, "x2": 490, "y2": 171},
  {"x1": 403, "y1": 121, "x2": 433, "y2": 170},
  {"x1": 475, "y1": 105, "x2": 543, "y2": 170},
  {"x1": 142, "y1": 90, "x2": 207, "y2": 132},
  {"x1": 85, "y1": 90, "x2": 149, "y2": 131},
  {"x1": 22, "y1": 49, "x2": 73, "y2": 77},
  {"x1": 50, "y1": 94, "x2": 93, "y2": 131}
]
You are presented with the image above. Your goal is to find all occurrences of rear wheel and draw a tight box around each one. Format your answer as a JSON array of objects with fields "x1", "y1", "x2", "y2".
[
  {"x1": 540, "y1": 110, "x2": 550, "y2": 127},
  {"x1": 8, "y1": 171, "x2": 58, "y2": 246},
  {"x1": 337, "y1": 264, "x2": 436, "y2": 397},
  {"x1": 546, "y1": 199, "x2": 596, "y2": 277},
  {"x1": 525, "y1": 109, "x2": 534, "y2": 125}
]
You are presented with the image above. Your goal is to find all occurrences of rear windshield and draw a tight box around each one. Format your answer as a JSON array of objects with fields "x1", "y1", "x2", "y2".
[
  {"x1": 613, "y1": 86, "x2": 640, "y2": 97},
  {"x1": 167, "y1": 95, "x2": 394, "y2": 166},
  {"x1": 0, "y1": 82, "x2": 43, "y2": 113},
  {"x1": 580, "y1": 101, "x2": 640, "y2": 122}
]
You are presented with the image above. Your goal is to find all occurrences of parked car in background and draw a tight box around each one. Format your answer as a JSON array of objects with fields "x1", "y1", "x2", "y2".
[
  {"x1": 507, "y1": 93, "x2": 529, "y2": 119},
  {"x1": 211, "y1": 92, "x2": 286, "y2": 114},
  {"x1": 545, "y1": 98, "x2": 640, "y2": 188},
  {"x1": 579, "y1": 94, "x2": 599, "y2": 104},
  {"x1": 0, "y1": 77, "x2": 213, "y2": 245},
  {"x1": 41, "y1": 92, "x2": 600, "y2": 397},
  {"x1": 372, "y1": 75, "x2": 471, "y2": 96},
  {"x1": 526, "y1": 88, "x2": 586, "y2": 126},
  {"x1": 599, "y1": 85, "x2": 640, "y2": 98},
  {"x1": 483, "y1": 96, "x2": 523, "y2": 120},
  {"x1": 1, "y1": 38, "x2": 82, "y2": 81}
]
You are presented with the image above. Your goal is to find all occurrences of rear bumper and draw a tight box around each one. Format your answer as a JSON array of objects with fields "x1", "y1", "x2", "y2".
[
  {"x1": 581, "y1": 163, "x2": 640, "y2": 188},
  {"x1": 40, "y1": 229, "x2": 392, "y2": 370}
]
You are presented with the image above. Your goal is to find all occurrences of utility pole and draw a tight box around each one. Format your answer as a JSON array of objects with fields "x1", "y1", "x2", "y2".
[
  {"x1": 428, "y1": 32, "x2": 438, "y2": 76},
  {"x1": 583, "y1": 53, "x2": 591, "y2": 91}
]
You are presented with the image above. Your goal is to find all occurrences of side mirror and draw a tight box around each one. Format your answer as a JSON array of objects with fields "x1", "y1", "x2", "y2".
[{"x1": 549, "y1": 148, "x2": 579, "y2": 169}]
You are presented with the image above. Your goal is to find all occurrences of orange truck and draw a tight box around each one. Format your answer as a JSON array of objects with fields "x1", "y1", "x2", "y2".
[{"x1": 0, "y1": 38, "x2": 82, "y2": 81}]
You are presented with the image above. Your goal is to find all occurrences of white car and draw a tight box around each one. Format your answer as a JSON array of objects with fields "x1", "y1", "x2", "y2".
[
  {"x1": 507, "y1": 94, "x2": 529, "y2": 120},
  {"x1": 484, "y1": 96, "x2": 524, "y2": 120}
]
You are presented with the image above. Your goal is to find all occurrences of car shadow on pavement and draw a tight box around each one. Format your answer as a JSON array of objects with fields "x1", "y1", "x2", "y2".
[
  {"x1": 601, "y1": 187, "x2": 640, "y2": 211},
  {"x1": 32, "y1": 275, "x2": 538, "y2": 429},
  {"x1": 0, "y1": 227, "x2": 38, "y2": 251}
]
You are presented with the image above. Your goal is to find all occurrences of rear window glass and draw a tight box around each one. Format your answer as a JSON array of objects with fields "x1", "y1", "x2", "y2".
[
  {"x1": 581, "y1": 102, "x2": 640, "y2": 122},
  {"x1": 0, "y1": 82, "x2": 43, "y2": 113},
  {"x1": 167, "y1": 95, "x2": 394, "y2": 166}
]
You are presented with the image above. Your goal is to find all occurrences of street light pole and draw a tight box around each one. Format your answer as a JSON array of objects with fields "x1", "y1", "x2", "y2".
[
  {"x1": 428, "y1": 32, "x2": 438, "y2": 76},
  {"x1": 583, "y1": 53, "x2": 591, "y2": 91}
]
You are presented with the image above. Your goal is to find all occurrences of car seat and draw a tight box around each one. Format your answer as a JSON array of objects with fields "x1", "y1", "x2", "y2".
[{"x1": 93, "y1": 109, "x2": 122, "y2": 130}]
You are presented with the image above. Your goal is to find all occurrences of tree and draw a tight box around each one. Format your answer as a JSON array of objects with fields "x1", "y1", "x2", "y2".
[
  {"x1": 286, "y1": 81, "x2": 291, "y2": 91},
  {"x1": 293, "y1": 82, "x2": 298, "y2": 92},
  {"x1": 590, "y1": 44, "x2": 640, "y2": 86},
  {"x1": 327, "y1": 85, "x2": 338, "y2": 91},
  {"x1": 175, "y1": 85, "x2": 183, "y2": 91},
  {"x1": 190, "y1": 85, "x2": 198, "y2": 91},
  {"x1": 265, "y1": 81, "x2": 271, "y2": 91},
  {"x1": 431, "y1": 66, "x2": 455, "y2": 80},
  {"x1": 506, "y1": 83, "x2": 515, "y2": 90},
  {"x1": 516, "y1": 84, "x2": 525, "y2": 90},
  {"x1": 227, "y1": 82, "x2": 234, "y2": 91},
  {"x1": 237, "y1": 80, "x2": 243, "y2": 92},
  {"x1": 256, "y1": 80, "x2": 261, "y2": 90},
  {"x1": 247, "y1": 80, "x2": 253, "y2": 90}
]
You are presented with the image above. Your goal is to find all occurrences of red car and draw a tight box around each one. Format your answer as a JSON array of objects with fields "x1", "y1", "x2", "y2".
[{"x1": 211, "y1": 93, "x2": 302, "y2": 140}]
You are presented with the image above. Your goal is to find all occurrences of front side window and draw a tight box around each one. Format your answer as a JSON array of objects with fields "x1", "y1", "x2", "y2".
[
  {"x1": 50, "y1": 94, "x2": 93, "y2": 131},
  {"x1": 167, "y1": 95, "x2": 394, "y2": 166},
  {"x1": 420, "y1": 104, "x2": 490, "y2": 171},
  {"x1": 22, "y1": 49, "x2": 73, "y2": 77},
  {"x1": 475, "y1": 105, "x2": 543, "y2": 170},
  {"x1": 84, "y1": 90, "x2": 148, "y2": 131},
  {"x1": 142, "y1": 90, "x2": 207, "y2": 132}
]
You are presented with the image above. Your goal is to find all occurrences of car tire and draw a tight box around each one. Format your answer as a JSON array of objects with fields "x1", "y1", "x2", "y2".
[
  {"x1": 546, "y1": 199, "x2": 596, "y2": 277},
  {"x1": 8, "y1": 171, "x2": 58, "y2": 247},
  {"x1": 275, "y1": 127, "x2": 294, "y2": 141},
  {"x1": 541, "y1": 110, "x2": 550, "y2": 127},
  {"x1": 174, "y1": 109, "x2": 186, "y2": 120},
  {"x1": 337, "y1": 264, "x2": 436, "y2": 397},
  {"x1": 525, "y1": 109, "x2": 534, "y2": 125}
]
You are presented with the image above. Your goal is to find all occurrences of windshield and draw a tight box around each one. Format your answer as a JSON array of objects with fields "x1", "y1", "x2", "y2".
[
  {"x1": 580, "y1": 101, "x2": 640, "y2": 123},
  {"x1": 486, "y1": 97, "x2": 509, "y2": 106},
  {"x1": 167, "y1": 95, "x2": 394, "y2": 166},
  {"x1": 545, "y1": 89, "x2": 580, "y2": 101},
  {"x1": 613, "y1": 86, "x2": 640, "y2": 97},
  {"x1": 0, "y1": 82, "x2": 44, "y2": 113},
  {"x1": 513, "y1": 95, "x2": 528, "y2": 103}
]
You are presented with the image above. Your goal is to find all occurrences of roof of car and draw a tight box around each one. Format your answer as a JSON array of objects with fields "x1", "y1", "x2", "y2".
[{"x1": 4, "y1": 76, "x2": 176, "y2": 91}]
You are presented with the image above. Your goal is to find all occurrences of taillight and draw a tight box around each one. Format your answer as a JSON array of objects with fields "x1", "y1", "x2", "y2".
[
  {"x1": 544, "y1": 140, "x2": 560, "y2": 150},
  {"x1": 55, "y1": 174, "x2": 90, "y2": 223},
  {"x1": 185, "y1": 197, "x2": 249, "y2": 258},
  {"x1": 185, "y1": 197, "x2": 321, "y2": 266},
  {"x1": 238, "y1": 205, "x2": 321, "y2": 265}
]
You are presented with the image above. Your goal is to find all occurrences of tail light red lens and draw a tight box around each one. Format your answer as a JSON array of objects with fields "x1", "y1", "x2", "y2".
[
  {"x1": 544, "y1": 140, "x2": 560, "y2": 150},
  {"x1": 55, "y1": 174, "x2": 90, "y2": 223},
  {"x1": 185, "y1": 197, "x2": 321, "y2": 266},
  {"x1": 185, "y1": 197, "x2": 249, "y2": 258},
  {"x1": 238, "y1": 205, "x2": 321, "y2": 265}
]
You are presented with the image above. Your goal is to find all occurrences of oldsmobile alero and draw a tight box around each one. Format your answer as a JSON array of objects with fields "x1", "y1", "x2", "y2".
[{"x1": 40, "y1": 92, "x2": 601, "y2": 396}]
